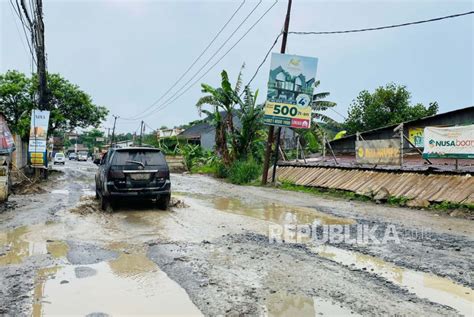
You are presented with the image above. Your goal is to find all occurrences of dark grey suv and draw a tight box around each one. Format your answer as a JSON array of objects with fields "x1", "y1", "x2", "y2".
[{"x1": 94, "y1": 147, "x2": 171, "y2": 211}]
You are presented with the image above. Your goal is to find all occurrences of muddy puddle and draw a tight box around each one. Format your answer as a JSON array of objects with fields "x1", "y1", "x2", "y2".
[
  {"x1": 312, "y1": 245, "x2": 474, "y2": 316},
  {"x1": 264, "y1": 292, "x2": 360, "y2": 317},
  {"x1": 0, "y1": 225, "x2": 68, "y2": 266},
  {"x1": 176, "y1": 192, "x2": 473, "y2": 316},
  {"x1": 195, "y1": 195, "x2": 355, "y2": 225},
  {"x1": 32, "y1": 251, "x2": 202, "y2": 316}
]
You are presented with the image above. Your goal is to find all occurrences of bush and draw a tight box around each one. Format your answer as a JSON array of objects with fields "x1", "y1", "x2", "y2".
[
  {"x1": 214, "y1": 160, "x2": 228, "y2": 178},
  {"x1": 228, "y1": 158, "x2": 261, "y2": 185}
]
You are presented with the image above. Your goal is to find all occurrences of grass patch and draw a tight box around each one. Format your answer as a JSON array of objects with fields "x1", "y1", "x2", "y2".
[{"x1": 227, "y1": 158, "x2": 262, "y2": 185}]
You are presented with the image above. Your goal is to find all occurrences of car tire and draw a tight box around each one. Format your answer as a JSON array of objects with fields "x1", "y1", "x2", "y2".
[
  {"x1": 100, "y1": 194, "x2": 112, "y2": 212},
  {"x1": 156, "y1": 194, "x2": 170, "y2": 210}
]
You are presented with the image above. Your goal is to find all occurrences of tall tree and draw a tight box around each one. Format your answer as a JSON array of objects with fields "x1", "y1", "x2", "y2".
[
  {"x1": 0, "y1": 70, "x2": 108, "y2": 138},
  {"x1": 344, "y1": 83, "x2": 438, "y2": 134},
  {"x1": 0, "y1": 70, "x2": 34, "y2": 137}
]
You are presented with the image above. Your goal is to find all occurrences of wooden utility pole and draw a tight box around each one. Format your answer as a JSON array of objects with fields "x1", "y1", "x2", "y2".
[
  {"x1": 261, "y1": 0, "x2": 292, "y2": 185},
  {"x1": 111, "y1": 115, "x2": 119, "y2": 146}
]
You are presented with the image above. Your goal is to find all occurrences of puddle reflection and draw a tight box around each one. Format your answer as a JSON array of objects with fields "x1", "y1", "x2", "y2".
[{"x1": 212, "y1": 197, "x2": 354, "y2": 225}]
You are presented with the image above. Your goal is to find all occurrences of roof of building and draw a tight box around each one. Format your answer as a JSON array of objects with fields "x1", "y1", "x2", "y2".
[{"x1": 179, "y1": 121, "x2": 214, "y2": 139}]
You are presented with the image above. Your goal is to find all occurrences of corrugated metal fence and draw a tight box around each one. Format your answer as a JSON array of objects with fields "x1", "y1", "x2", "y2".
[{"x1": 271, "y1": 166, "x2": 474, "y2": 205}]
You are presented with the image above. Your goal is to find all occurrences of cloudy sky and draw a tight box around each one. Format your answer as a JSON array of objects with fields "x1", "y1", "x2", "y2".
[{"x1": 1, "y1": 0, "x2": 473, "y2": 133}]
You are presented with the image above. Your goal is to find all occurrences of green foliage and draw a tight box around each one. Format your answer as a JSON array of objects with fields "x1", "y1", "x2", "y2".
[
  {"x1": 196, "y1": 67, "x2": 243, "y2": 165},
  {"x1": 234, "y1": 87, "x2": 266, "y2": 161},
  {"x1": 178, "y1": 144, "x2": 203, "y2": 170},
  {"x1": 227, "y1": 158, "x2": 262, "y2": 185},
  {"x1": 344, "y1": 83, "x2": 438, "y2": 134},
  {"x1": 0, "y1": 70, "x2": 108, "y2": 138},
  {"x1": 79, "y1": 128, "x2": 106, "y2": 152},
  {"x1": 0, "y1": 70, "x2": 34, "y2": 137}
]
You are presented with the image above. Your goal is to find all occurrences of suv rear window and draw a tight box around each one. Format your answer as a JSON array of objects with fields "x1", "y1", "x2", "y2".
[{"x1": 111, "y1": 150, "x2": 164, "y2": 166}]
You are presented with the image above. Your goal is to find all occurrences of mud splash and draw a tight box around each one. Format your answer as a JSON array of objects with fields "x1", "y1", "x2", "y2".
[
  {"x1": 312, "y1": 245, "x2": 474, "y2": 316},
  {"x1": 69, "y1": 195, "x2": 100, "y2": 215},
  {"x1": 210, "y1": 196, "x2": 354, "y2": 225},
  {"x1": 32, "y1": 251, "x2": 202, "y2": 316}
]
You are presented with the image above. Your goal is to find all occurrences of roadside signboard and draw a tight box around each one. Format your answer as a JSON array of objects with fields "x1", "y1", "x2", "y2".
[
  {"x1": 264, "y1": 53, "x2": 318, "y2": 129},
  {"x1": 356, "y1": 139, "x2": 401, "y2": 165},
  {"x1": 408, "y1": 127, "x2": 424, "y2": 148},
  {"x1": 96, "y1": 137, "x2": 105, "y2": 142},
  {"x1": 423, "y1": 125, "x2": 474, "y2": 159},
  {"x1": 28, "y1": 110, "x2": 50, "y2": 167}
]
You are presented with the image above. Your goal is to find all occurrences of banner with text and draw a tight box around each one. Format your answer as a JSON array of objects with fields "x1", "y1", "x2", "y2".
[
  {"x1": 28, "y1": 110, "x2": 50, "y2": 167},
  {"x1": 356, "y1": 139, "x2": 401, "y2": 165},
  {"x1": 264, "y1": 53, "x2": 318, "y2": 129},
  {"x1": 423, "y1": 125, "x2": 474, "y2": 159}
]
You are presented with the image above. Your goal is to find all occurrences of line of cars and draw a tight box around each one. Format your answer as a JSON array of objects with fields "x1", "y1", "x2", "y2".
[{"x1": 53, "y1": 151, "x2": 89, "y2": 165}]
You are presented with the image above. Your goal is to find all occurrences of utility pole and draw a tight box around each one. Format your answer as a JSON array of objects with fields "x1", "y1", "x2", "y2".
[
  {"x1": 34, "y1": 0, "x2": 48, "y2": 110},
  {"x1": 139, "y1": 120, "x2": 144, "y2": 146},
  {"x1": 111, "y1": 115, "x2": 119, "y2": 147},
  {"x1": 19, "y1": 0, "x2": 48, "y2": 109},
  {"x1": 261, "y1": 0, "x2": 292, "y2": 185}
]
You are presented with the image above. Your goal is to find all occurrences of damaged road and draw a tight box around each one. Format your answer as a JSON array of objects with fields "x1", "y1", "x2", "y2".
[{"x1": 0, "y1": 161, "x2": 472, "y2": 316}]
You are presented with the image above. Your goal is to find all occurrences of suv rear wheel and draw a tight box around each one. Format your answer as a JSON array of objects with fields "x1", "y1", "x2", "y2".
[
  {"x1": 100, "y1": 194, "x2": 114, "y2": 212},
  {"x1": 156, "y1": 194, "x2": 170, "y2": 210}
]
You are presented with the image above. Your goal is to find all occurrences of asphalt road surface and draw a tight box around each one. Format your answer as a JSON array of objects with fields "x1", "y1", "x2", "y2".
[{"x1": 0, "y1": 160, "x2": 472, "y2": 316}]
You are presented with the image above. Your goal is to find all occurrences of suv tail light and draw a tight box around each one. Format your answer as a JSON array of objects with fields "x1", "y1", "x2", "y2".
[{"x1": 157, "y1": 170, "x2": 169, "y2": 179}]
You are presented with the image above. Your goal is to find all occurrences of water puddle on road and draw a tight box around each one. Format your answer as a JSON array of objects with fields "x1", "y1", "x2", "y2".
[
  {"x1": 312, "y1": 245, "x2": 474, "y2": 316},
  {"x1": 0, "y1": 225, "x2": 68, "y2": 266},
  {"x1": 264, "y1": 291, "x2": 360, "y2": 317},
  {"x1": 32, "y1": 251, "x2": 203, "y2": 316},
  {"x1": 210, "y1": 196, "x2": 354, "y2": 225}
]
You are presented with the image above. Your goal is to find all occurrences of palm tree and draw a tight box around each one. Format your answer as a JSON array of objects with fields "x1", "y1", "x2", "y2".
[
  {"x1": 298, "y1": 80, "x2": 339, "y2": 153},
  {"x1": 196, "y1": 68, "x2": 242, "y2": 165},
  {"x1": 311, "y1": 80, "x2": 337, "y2": 125}
]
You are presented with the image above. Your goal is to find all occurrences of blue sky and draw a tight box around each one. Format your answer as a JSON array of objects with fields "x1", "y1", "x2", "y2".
[{"x1": 1, "y1": 0, "x2": 473, "y2": 133}]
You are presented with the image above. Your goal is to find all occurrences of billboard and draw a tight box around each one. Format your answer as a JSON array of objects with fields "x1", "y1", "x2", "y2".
[
  {"x1": 264, "y1": 53, "x2": 318, "y2": 129},
  {"x1": 423, "y1": 125, "x2": 474, "y2": 159},
  {"x1": 28, "y1": 110, "x2": 50, "y2": 167},
  {"x1": 356, "y1": 139, "x2": 401, "y2": 165}
]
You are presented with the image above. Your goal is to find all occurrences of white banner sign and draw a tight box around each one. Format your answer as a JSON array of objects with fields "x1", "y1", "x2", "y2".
[
  {"x1": 28, "y1": 109, "x2": 50, "y2": 167},
  {"x1": 423, "y1": 125, "x2": 474, "y2": 159}
]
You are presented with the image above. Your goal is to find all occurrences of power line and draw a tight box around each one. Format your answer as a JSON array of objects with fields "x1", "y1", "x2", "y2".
[
  {"x1": 134, "y1": 0, "x2": 279, "y2": 120},
  {"x1": 9, "y1": 0, "x2": 37, "y2": 67},
  {"x1": 290, "y1": 11, "x2": 474, "y2": 35},
  {"x1": 125, "y1": 0, "x2": 266, "y2": 121},
  {"x1": 122, "y1": 0, "x2": 247, "y2": 121},
  {"x1": 240, "y1": 31, "x2": 282, "y2": 97}
]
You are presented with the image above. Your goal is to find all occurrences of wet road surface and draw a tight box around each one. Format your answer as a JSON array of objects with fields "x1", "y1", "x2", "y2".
[{"x1": 0, "y1": 160, "x2": 472, "y2": 316}]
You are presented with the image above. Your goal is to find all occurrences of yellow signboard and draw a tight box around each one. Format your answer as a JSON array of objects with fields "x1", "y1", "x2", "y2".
[
  {"x1": 30, "y1": 152, "x2": 44, "y2": 165},
  {"x1": 264, "y1": 101, "x2": 312, "y2": 129},
  {"x1": 408, "y1": 127, "x2": 424, "y2": 147}
]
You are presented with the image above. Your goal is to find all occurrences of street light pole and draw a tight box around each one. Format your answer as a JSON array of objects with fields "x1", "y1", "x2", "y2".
[{"x1": 261, "y1": 0, "x2": 292, "y2": 185}]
